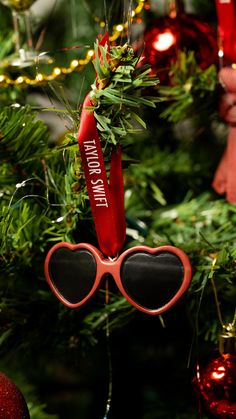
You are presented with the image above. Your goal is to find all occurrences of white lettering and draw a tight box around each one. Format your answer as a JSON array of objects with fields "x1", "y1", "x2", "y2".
[
  {"x1": 88, "y1": 161, "x2": 100, "y2": 168},
  {"x1": 83, "y1": 139, "x2": 108, "y2": 206},
  {"x1": 84, "y1": 144, "x2": 96, "y2": 151},
  {"x1": 91, "y1": 180, "x2": 108, "y2": 207},
  {"x1": 84, "y1": 139, "x2": 96, "y2": 144},
  {"x1": 92, "y1": 183, "x2": 106, "y2": 194},
  {"x1": 89, "y1": 169, "x2": 101, "y2": 175},
  {"x1": 95, "y1": 198, "x2": 108, "y2": 207},
  {"x1": 91, "y1": 179, "x2": 103, "y2": 185},
  {"x1": 86, "y1": 150, "x2": 98, "y2": 158}
]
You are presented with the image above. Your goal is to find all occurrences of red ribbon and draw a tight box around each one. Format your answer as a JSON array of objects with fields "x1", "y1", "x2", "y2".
[
  {"x1": 77, "y1": 93, "x2": 126, "y2": 257},
  {"x1": 215, "y1": 0, "x2": 236, "y2": 64},
  {"x1": 77, "y1": 33, "x2": 126, "y2": 257}
]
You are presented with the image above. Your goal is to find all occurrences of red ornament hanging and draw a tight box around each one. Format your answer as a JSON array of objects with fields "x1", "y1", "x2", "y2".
[
  {"x1": 212, "y1": 67, "x2": 236, "y2": 203},
  {"x1": 142, "y1": 0, "x2": 218, "y2": 84},
  {"x1": 0, "y1": 372, "x2": 30, "y2": 418},
  {"x1": 45, "y1": 34, "x2": 192, "y2": 316},
  {"x1": 212, "y1": 1, "x2": 236, "y2": 203},
  {"x1": 215, "y1": 0, "x2": 236, "y2": 66},
  {"x1": 194, "y1": 324, "x2": 236, "y2": 418}
]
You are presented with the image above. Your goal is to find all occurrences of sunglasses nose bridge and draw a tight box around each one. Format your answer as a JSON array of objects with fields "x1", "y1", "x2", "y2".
[{"x1": 97, "y1": 257, "x2": 119, "y2": 279}]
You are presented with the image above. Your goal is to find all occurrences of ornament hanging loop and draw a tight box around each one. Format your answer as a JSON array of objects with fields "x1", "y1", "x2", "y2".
[
  {"x1": 168, "y1": 0, "x2": 185, "y2": 17},
  {"x1": 219, "y1": 322, "x2": 236, "y2": 356},
  {"x1": 210, "y1": 256, "x2": 236, "y2": 331}
]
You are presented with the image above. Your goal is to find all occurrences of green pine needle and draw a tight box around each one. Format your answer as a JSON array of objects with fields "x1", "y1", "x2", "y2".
[{"x1": 89, "y1": 42, "x2": 159, "y2": 147}]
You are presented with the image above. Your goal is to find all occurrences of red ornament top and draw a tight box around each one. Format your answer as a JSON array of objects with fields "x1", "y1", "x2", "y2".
[
  {"x1": 0, "y1": 372, "x2": 30, "y2": 418},
  {"x1": 142, "y1": 10, "x2": 218, "y2": 84}
]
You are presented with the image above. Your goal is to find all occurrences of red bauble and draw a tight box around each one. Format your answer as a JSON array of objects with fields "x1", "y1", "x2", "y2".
[
  {"x1": 0, "y1": 372, "x2": 30, "y2": 418},
  {"x1": 195, "y1": 356, "x2": 236, "y2": 418},
  {"x1": 142, "y1": 12, "x2": 218, "y2": 84},
  {"x1": 194, "y1": 325, "x2": 236, "y2": 417}
]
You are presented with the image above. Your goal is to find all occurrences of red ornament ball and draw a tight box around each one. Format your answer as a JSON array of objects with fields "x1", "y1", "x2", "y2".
[
  {"x1": 143, "y1": 13, "x2": 218, "y2": 84},
  {"x1": 196, "y1": 355, "x2": 236, "y2": 418},
  {"x1": 0, "y1": 372, "x2": 30, "y2": 418}
]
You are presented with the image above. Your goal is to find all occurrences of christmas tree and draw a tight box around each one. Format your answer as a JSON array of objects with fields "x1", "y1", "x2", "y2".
[{"x1": 0, "y1": 0, "x2": 235, "y2": 418}]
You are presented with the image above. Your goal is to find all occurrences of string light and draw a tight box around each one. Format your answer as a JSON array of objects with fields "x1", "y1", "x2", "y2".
[{"x1": 0, "y1": 0, "x2": 147, "y2": 87}]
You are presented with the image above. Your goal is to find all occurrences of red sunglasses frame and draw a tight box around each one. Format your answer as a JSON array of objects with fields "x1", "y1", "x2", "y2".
[{"x1": 44, "y1": 242, "x2": 192, "y2": 315}]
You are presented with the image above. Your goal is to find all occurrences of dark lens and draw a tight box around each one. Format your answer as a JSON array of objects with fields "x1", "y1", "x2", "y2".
[
  {"x1": 48, "y1": 247, "x2": 97, "y2": 304},
  {"x1": 120, "y1": 251, "x2": 184, "y2": 311}
]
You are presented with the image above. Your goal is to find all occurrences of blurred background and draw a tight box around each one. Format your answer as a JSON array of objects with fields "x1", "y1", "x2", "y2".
[{"x1": 0, "y1": 1, "x2": 235, "y2": 418}]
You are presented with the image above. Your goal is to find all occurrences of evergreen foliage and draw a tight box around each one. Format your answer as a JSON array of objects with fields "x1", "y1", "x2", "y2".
[{"x1": 0, "y1": 1, "x2": 235, "y2": 418}]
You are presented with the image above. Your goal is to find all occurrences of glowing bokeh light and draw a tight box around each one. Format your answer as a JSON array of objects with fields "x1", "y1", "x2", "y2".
[
  {"x1": 211, "y1": 366, "x2": 226, "y2": 380},
  {"x1": 152, "y1": 31, "x2": 176, "y2": 52}
]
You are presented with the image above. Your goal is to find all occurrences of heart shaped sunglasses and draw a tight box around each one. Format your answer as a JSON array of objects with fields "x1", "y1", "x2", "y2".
[{"x1": 44, "y1": 242, "x2": 192, "y2": 315}]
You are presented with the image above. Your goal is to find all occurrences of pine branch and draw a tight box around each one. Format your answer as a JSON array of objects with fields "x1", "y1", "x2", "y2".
[
  {"x1": 0, "y1": 105, "x2": 49, "y2": 167},
  {"x1": 158, "y1": 51, "x2": 218, "y2": 123},
  {"x1": 89, "y1": 41, "x2": 160, "y2": 146},
  {"x1": 0, "y1": 108, "x2": 87, "y2": 267},
  {"x1": 125, "y1": 190, "x2": 236, "y2": 343}
]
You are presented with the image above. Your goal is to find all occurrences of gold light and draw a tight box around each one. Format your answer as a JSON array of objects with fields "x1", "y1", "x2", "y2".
[{"x1": 0, "y1": 0, "x2": 147, "y2": 87}]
